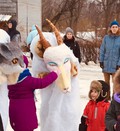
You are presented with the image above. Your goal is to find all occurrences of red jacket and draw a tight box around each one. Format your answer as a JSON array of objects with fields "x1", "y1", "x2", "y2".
[{"x1": 83, "y1": 100, "x2": 110, "y2": 131}]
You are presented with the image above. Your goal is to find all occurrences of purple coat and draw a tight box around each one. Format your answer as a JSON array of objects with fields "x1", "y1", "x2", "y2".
[{"x1": 8, "y1": 71, "x2": 57, "y2": 131}]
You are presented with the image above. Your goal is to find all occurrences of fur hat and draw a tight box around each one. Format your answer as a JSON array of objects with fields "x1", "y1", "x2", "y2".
[
  {"x1": 110, "y1": 20, "x2": 119, "y2": 27},
  {"x1": 65, "y1": 27, "x2": 74, "y2": 35},
  {"x1": 89, "y1": 80, "x2": 110, "y2": 101},
  {"x1": 113, "y1": 69, "x2": 120, "y2": 93},
  {"x1": 23, "y1": 55, "x2": 28, "y2": 68}
]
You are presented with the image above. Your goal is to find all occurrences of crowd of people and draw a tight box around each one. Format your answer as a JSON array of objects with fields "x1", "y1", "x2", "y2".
[{"x1": 0, "y1": 18, "x2": 120, "y2": 131}]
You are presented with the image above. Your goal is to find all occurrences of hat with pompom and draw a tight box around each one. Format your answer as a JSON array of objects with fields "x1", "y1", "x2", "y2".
[{"x1": 110, "y1": 20, "x2": 119, "y2": 27}]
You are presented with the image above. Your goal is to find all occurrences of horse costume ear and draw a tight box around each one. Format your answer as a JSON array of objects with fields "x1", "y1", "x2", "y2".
[
  {"x1": 0, "y1": 43, "x2": 12, "y2": 61},
  {"x1": 46, "y1": 19, "x2": 63, "y2": 45},
  {"x1": 35, "y1": 25, "x2": 51, "y2": 58}
]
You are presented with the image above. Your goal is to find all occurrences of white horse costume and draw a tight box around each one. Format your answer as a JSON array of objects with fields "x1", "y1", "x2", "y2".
[
  {"x1": 30, "y1": 19, "x2": 81, "y2": 131},
  {"x1": 0, "y1": 29, "x2": 10, "y2": 130},
  {"x1": 0, "y1": 29, "x2": 24, "y2": 130}
]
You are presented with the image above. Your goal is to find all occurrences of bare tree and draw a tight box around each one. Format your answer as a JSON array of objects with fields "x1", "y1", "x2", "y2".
[{"x1": 42, "y1": 0, "x2": 86, "y2": 35}]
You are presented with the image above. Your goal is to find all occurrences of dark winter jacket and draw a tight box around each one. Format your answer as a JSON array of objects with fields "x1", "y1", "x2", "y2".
[
  {"x1": 63, "y1": 35, "x2": 81, "y2": 63},
  {"x1": 7, "y1": 20, "x2": 21, "y2": 42},
  {"x1": 79, "y1": 100, "x2": 110, "y2": 131},
  {"x1": 105, "y1": 97, "x2": 120, "y2": 131}
]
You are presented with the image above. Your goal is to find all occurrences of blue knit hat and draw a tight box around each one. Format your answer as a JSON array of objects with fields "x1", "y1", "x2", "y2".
[{"x1": 110, "y1": 20, "x2": 119, "y2": 27}]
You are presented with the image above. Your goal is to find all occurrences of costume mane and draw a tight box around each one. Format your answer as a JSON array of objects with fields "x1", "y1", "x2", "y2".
[{"x1": 30, "y1": 19, "x2": 81, "y2": 131}]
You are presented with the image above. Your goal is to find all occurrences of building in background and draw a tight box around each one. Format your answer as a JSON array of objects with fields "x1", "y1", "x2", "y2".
[{"x1": 0, "y1": 0, "x2": 41, "y2": 42}]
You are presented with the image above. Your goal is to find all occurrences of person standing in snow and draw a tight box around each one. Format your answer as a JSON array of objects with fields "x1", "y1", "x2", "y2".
[
  {"x1": 63, "y1": 27, "x2": 81, "y2": 63},
  {"x1": 99, "y1": 20, "x2": 120, "y2": 100},
  {"x1": 79, "y1": 80, "x2": 110, "y2": 131}
]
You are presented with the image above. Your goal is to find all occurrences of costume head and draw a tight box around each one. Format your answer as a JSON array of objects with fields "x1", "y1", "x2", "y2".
[
  {"x1": 110, "y1": 20, "x2": 119, "y2": 27},
  {"x1": 31, "y1": 19, "x2": 78, "y2": 93},
  {"x1": 65, "y1": 27, "x2": 74, "y2": 35},
  {"x1": 89, "y1": 80, "x2": 110, "y2": 101}
]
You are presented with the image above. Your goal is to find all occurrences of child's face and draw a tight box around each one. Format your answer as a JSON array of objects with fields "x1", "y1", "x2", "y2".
[{"x1": 90, "y1": 89, "x2": 99, "y2": 101}]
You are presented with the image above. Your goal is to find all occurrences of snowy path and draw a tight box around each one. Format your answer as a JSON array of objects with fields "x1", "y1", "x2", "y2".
[{"x1": 6, "y1": 62, "x2": 113, "y2": 131}]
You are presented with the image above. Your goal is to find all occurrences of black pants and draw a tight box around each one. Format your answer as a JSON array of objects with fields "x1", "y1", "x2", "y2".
[{"x1": 0, "y1": 115, "x2": 4, "y2": 131}]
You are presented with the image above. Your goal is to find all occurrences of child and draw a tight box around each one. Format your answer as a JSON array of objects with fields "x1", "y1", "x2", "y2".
[
  {"x1": 8, "y1": 55, "x2": 58, "y2": 131},
  {"x1": 105, "y1": 69, "x2": 120, "y2": 131},
  {"x1": 79, "y1": 80, "x2": 110, "y2": 131}
]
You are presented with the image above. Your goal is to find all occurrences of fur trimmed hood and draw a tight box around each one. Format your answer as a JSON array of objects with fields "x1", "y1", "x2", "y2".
[{"x1": 89, "y1": 80, "x2": 110, "y2": 102}]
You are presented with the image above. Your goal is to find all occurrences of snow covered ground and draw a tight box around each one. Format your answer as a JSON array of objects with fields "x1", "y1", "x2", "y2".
[{"x1": 6, "y1": 62, "x2": 113, "y2": 131}]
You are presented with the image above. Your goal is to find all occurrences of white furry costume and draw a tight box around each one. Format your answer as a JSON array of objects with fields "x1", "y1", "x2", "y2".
[
  {"x1": 0, "y1": 29, "x2": 24, "y2": 130},
  {"x1": 30, "y1": 20, "x2": 81, "y2": 131},
  {"x1": 0, "y1": 29, "x2": 10, "y2": 130}
]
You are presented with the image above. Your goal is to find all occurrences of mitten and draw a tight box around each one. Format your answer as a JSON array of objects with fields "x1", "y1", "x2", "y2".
[
  {"x1": 38, "y1": 72, "x2": 49, "y2": 78},
  {"x1": 79, "y1": 116, "x2": 87, "y2": 131},
  {"x1": 116, "y1": 65, "x2": 120, "y2": 70},
  {"x1": 71, "y1": 62, "x2": 78, "y2": 77},
  {"x1": 100, "y1": 62, "x2": 104, "y2": 69}
]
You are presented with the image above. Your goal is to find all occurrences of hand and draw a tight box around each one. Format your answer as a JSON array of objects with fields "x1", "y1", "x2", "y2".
[
  {"x1": 116, "y1": 115, "x2": 120, "y2": 131},
  {"x1": 71, "y1": 62, "x2": 78, "y2": 77},
  {"x1": 116, "y1": 122, "x2": 120, "y2": 131},
  {"x1": 38, "y1": 72, "x2": 49, "y2": 78},
  {"x1": 100, "y1": 62, "x2": 104, "y2": 69}
]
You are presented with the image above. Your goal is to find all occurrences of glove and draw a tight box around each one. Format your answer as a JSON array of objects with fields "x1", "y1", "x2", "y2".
[
  {"x1": 71, "y1": 62, "x2": 78, "y2": 77},
  {"x1": 116, "y1": 65, "x2": 120, "y2": 70},
  {"x1": 116, "y1": 122, "x2": 120, "y2": 131},
  {"x1": 79, "y1": 116, "x2": 87, "y2": 131},
  {"x1": 100, "y1": 62, "x2": 104, "y2": 69},
  {"x1": 38, "y1": 72, "x2": 49, "y2": 78}
]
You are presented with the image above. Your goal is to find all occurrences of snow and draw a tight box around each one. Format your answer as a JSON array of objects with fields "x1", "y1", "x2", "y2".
[{"x1": 6, "y1": 61, "x2": 113, "y2": 131}]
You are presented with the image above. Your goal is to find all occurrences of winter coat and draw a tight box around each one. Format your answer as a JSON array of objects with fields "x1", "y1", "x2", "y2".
[
  {"x1": 99, "y1": 34, "x2": 120, "y2": 73},
  {"x1": 8, "y1": 69, "x2": 57, "y2": 131},
  {"x1": 63, "y1": 35, "x2": 81, "y2": 63},
  {"x1": 79, "y1": 100, "x2": 110, "y2": 131},
  {"x1": 105, "y1": 98, "x2": 120, "y2": 131},
  {"x1": 7, "y1": 20, "x2": 21, "y2": 42},
  {"x1": 26, "y1": 25, "x2": 38, "y2": 46}
]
